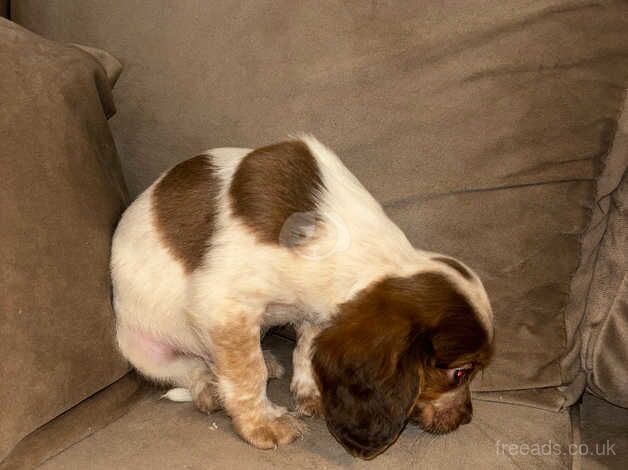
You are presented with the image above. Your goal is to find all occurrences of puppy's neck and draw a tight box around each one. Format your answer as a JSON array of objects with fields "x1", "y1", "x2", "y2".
[{"x1": 293, "y1": 232, "x2": 428, "y2": 323}]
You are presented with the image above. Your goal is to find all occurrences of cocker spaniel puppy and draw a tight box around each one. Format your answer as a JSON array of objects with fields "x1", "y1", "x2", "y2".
[{"x1": 111, "y1": 136, "x2": 493, "y2": 459}]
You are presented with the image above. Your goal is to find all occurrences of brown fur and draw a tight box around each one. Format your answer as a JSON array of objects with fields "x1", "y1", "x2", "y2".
[
  {"x1": 229, "y1": 141, "x2": 324, "y2": 245},
  {"x1": 210, "y1": 316, "x2": 302, "y2": 449},
  {"x1": 311, "y1": 272, "x2": 492, "y2": 459},
  {"x1": 189, "y1": 351, "x2": 283, "y2": 415},
  {"x1": 189, "y1": 368, "x2": 221, "y2": 413},
  {"x1": 152, "y1": 155, "x2": 219, "y2": 273}
]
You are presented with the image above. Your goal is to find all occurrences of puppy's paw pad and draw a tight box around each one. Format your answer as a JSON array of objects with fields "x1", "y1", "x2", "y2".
[{"x1": 239, "y1": 414, "x2": 304, "y2": 449}]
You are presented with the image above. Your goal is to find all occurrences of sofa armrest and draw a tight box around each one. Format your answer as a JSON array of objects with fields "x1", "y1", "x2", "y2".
[{"x1": 0, "y1": 18, "x2": 129, "y2": 462}]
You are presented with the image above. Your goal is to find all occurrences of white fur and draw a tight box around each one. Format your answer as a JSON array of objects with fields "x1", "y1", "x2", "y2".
[{"x1": 161, "y1": 388, "x2": 193, "y2": 402}]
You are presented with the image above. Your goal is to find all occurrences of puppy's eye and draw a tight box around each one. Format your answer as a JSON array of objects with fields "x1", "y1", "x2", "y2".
[
  {"x1": 447, "y1": 364, "x2": 473, "y2": 385},
  {"x1": 453, "y1": 369, "x2": 468, "y2": 384}
]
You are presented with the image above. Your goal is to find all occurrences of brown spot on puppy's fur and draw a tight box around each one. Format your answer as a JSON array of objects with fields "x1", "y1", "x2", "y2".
[
  {"x1": 229, "y1": 141, "x2": 324, "y2": 245},
  {"x1": 152, "y1": 155, "x2": 219, "y2": 273},
  {"x1": 312, "y1": 272, "x2": 492, "y2": 459}
]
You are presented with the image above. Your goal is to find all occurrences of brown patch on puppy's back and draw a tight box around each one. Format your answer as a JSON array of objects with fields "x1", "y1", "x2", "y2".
[
  {"x1": 152, "y1": 155, "x2": 219, "y2": 273},
  {"x1": 229, "y1": 140, "x2": 324, "y2": 245}
]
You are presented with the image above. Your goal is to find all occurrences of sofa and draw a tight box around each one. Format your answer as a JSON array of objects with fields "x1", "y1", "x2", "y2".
[{"x1": 1, "y1": 1, "x2": 626, "y2": 468}]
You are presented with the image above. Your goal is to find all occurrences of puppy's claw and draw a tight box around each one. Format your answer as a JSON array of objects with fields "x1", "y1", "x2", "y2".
[{"x1": 295, "y1": 395, "x2": 322, "y2": 417}]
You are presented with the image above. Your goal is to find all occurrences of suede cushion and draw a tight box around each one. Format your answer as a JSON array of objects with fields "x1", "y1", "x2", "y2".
[
  {"x1": 36, "y1": 336, "x2": 577, "y2": 470},
  {"x1": 0, "y1": 376, "x2": 145, "y2": 470},
  {"x1": 582, "y1": 169, "x2": 627, "y2": 408},
  {"x1": 0, "y1": 19, "x2": 129, "y2": 462},
  {"x1": 13, "y1": 1, "x2": 628, "y2": 410},
  {"x1": 579, "y1": 392, "x2": 628, "y2": 469}
]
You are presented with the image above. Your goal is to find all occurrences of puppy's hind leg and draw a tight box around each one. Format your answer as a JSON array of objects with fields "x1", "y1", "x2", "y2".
[{"x1": 116, "y1": 324, "x2": 220, "y2": 413}]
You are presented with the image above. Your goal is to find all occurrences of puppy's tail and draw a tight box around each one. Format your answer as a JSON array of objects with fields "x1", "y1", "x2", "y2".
[{"x1": 160, "y1": 387, "x2": 193, "y2": 402}]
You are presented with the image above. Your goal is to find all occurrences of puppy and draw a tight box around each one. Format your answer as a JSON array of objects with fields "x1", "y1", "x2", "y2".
[{"x1": 111, "y1": 136, "x2": 493, "y2": 459}]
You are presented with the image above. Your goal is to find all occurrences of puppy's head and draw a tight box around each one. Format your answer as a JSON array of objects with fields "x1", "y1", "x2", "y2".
[{"x1": 312, "y1": 264, "x2": 493, "y2": 459}]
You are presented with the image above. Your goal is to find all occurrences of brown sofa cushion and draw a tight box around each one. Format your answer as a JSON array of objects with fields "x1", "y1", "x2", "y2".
[
  {"x1": 25, "y1": 336, "x2": 580, "y2": 470},
  {"x1": 13, "y1": 1, "x2": 628, "y2": 411},
  {"x1": 0, "y1": 19, "x2": 129, "y2": 462},
  {"x1": 582, "y1": 151, "x2": 627, "y2": 407}
]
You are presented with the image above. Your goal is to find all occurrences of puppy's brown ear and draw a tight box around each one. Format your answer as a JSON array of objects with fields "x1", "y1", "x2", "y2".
[
  {"x1": 427, "y1": 296, "x2": 492, "y2": 368},
  {"x1": 312, "y1": 294, "x2": 424, "y2": 459}
]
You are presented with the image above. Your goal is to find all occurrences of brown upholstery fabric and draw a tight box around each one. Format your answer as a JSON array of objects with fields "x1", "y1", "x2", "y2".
[
  {"x1": 0, "y1": 375, "x2": 145, "y2": 470},
  {"x1": 37, "y1": 336, "x2": 577, "y2": 470},
  {"x1": 583, "y1": 97, "x2": 628, "y2": 408},
  {"x1": 583, "y1": 169, "x2": 627, "y2": 407},
  {"x1": 557, "y1": 95, "x2": 628, "y2": 412},
  {"x1": 579, "y1": 392, "x2": 628, "y2": 470},
  {"x1": 0, "y1": 19, "x2": 129, "y2": 462},
  {"x1": 12, "y1": 1, "x2": 628, "y2": 412}
]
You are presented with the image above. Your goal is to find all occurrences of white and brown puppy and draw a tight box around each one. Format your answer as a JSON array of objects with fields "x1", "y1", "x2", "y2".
[{"x1": 111, "y1": 136, "x2": 493, "y2": 459}]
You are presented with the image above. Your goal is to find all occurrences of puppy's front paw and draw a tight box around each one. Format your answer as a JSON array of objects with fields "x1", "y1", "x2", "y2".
[
  {"x1": 235, "y1": 412, "x2": 304, "y2": 449},
  {"x1": 291, "y1": 378, "x2": 321, "y2": 417},
  {"x1": 295, "y1": 394, "x2": 322, "y2": 417}
]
